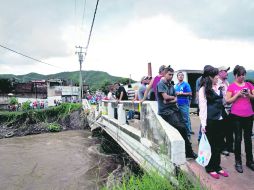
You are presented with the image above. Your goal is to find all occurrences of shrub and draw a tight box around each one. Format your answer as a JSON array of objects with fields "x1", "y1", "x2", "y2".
[
  {"x1": 9, "y1": 97, "x2": 18, "y2": 105},
  {"x1": 47, "y1": 123, "x2": 61, "y2": 132},
  {"x1": 22, "y1": 101, "x2": 31, "y2": 111}
]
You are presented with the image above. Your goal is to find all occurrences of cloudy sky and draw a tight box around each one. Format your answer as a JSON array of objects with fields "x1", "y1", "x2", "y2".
[{"x1": 0, "y1": 0, "x2": 254, "y2": 80}]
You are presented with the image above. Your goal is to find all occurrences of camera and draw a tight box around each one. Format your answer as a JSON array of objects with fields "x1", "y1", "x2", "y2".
[{"x1": 242, "y1": 88, "x2": 248, "y2": 93}]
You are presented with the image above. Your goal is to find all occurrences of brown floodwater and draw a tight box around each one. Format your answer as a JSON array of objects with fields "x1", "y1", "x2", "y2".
[{"x1": 0, "y1": 130, "x2": 118, "y2": 190}]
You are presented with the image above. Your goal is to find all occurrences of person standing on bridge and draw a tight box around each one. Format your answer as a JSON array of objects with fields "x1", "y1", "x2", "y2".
[
  {"x1": 217, "y1": 66, "x2": 233, "y2": 156},
  {"x1": 175, "y1": 71, "x2": 193, "y2": 138},
  {"x1": 199, "y1": 65, "x2": 229, "y2": 179},
  {"x1": 157, "y1": 66, "x2": 197, "y2": 159},
  {"x1": 226, "y1": 65, "x2": 254, "y2": 173}
]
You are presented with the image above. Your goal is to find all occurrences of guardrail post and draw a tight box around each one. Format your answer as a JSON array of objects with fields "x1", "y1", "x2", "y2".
[
  {"x1": 101, "y1": 101, "x2": 108, "y2": 115},
  {"x1": 108, "y1": 102, "x2": 114, "y2": 118},
  {"x1": 117, "y1": 104, "x2": 126, "y2": 125}
]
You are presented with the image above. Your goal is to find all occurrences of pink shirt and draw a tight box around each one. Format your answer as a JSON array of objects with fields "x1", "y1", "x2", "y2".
[{"x1": 227, "y1": 82, "x2": 254, "y2": 117}]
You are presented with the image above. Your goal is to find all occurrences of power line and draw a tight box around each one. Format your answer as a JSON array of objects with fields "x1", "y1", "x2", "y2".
[
  {"x1": 0, "y1": 44, "x2": 65, "y2": 70},
  {"x1": 85, "y1": 0, "x2": 100, "y2": 52}
]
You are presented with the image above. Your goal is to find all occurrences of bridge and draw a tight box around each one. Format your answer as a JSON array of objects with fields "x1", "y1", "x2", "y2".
[{"x1": 86, "y1": 100, "x2": 254, "y2": 190}]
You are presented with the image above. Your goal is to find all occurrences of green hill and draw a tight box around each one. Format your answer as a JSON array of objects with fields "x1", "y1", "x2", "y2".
[
  {"x1": 0, "y1": 70, "x2": 135, "y2": 90},
  {"x1": 228, "y1": 70, "x2": 254, "y2": 83}
]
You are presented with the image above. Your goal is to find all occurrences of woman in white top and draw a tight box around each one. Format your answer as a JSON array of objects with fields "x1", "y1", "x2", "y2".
[{"x1": 199, "y1": 65, "x2": 229, "y2": 179}]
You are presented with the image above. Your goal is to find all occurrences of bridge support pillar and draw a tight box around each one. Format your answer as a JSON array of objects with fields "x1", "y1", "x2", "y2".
[
  {"x1": 117, "y1": 104, "x2": 126, "y2": 125},
  {"x1": 108, "y1": 103, "x2": 114, "y2": 118}
]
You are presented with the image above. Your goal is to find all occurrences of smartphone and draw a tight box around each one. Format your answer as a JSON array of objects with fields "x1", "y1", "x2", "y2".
[{"x1": 242, "y1": 88, "x2": 248, "y2": 93}]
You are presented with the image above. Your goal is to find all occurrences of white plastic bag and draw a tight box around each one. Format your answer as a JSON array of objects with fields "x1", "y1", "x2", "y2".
[{"x1": 196, "y1": 133, "x2": 211, "y2": 167}]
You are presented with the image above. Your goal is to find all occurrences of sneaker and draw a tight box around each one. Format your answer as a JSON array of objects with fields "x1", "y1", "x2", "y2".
[
  {"x1": 221, "y1": 150, "x2": 230, "y2": 156},
  {"x1": 246, "y1": 162, "x2": 254, "y2": 171},
  {"x1": 235, "y1": 163, "x2": 243, "y2": 173},
  {"x1": 209, "y1": 172, "x2": 220, "y2": 179},
  {"x1": 218, "y1": 170, "x2": 229, "y2": 177}
]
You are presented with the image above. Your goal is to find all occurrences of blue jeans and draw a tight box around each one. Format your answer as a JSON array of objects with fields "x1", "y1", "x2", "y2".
[
  {"x1": 127, "y1": 110, "x2": 135, "y2": 120},
  {"x1": 178, "y1": 104, "x2": 192, "y2": 137}
]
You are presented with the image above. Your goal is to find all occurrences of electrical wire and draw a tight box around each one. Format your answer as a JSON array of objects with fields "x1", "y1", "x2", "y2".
[
  {"x1": 0, "y1": 44, "x2": 66, "y2": 70},
  {"x1": 85, "y1": 0, "x2": 100, "y2": 52}
]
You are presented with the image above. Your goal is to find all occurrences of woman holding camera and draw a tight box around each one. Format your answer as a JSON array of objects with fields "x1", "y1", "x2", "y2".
[{"x1": 226, "y1": 65, "x2": 254, "y2": 173}]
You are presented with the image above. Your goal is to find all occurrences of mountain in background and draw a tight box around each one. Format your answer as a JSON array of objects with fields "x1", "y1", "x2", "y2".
[
  {"x1": 227, "y1": 70, "x2": 254, "y2": 83},
  {"x1": 0, "y1": 70, "x2": 135, "y2": 90}
]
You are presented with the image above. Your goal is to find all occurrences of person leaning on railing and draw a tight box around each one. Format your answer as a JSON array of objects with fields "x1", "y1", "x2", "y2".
[
  {"x1": 156, "y1": 66, "x2": 197, "y2": 159},
  {"x1": 140, "y1": 65, "x2": 168, "y2": 103}
]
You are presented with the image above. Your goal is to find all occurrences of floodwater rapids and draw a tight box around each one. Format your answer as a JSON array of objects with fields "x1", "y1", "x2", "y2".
[{"x1": 0, "y1": 130, "x2": 119, "y2": 190}]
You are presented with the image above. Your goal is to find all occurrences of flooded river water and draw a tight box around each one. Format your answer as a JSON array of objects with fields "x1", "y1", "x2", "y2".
[{"x1": 0, "y1": 130, "x2": 119, "y2": 190}]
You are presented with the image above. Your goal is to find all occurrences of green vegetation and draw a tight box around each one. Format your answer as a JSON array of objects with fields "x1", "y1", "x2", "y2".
[
  {"x1": 102, "y1": 171, "x2": 203, "y2": 190},
  {"x1": 28, "y1": 102, "x2": 82, "y2": 122},
  {"x1": 0, "y1": 78, "x2": 13, "y2": 93},
  {"x1": 9, "y1": 97, "x2": 18, "y2": 105},
  {"x1": 47, "y1": 123, "x2": 61, "y2": 132},
  {"x1": 21, "y1": 101, "x2": 31, "y2": 111},
  {"x1": 0, "y1": 103, "x2": 82, "y2": 124},
  {"x1": 0, "y1": 111, "x2": 25, "y2": 125}
]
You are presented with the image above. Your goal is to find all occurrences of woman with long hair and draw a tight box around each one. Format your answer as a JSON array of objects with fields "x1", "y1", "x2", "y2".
[
  {"x1": 199, "y1": 65, "x2": 229, "y2": 179},
  {"x1": 226, "y1": 65, "x2": 254, "y2": 173}
]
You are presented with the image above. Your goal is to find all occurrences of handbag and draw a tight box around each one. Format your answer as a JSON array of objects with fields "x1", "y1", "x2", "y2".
[{"x1": 196, "y1": 132, "x2": 211, "y2": 167}]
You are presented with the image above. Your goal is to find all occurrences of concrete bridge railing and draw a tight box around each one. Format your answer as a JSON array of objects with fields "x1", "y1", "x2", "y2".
[{"x1": 88, "y1": 100, "x2": 186, "y2": 176}]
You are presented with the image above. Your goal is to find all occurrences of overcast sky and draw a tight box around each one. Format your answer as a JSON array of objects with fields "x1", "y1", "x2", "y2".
[{"x1": 0, "y1": 0, "x2": 254, "y2": 80}]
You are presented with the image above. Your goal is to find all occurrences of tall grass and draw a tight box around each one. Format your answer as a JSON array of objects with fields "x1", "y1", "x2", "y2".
[{"x1": 102, "y1": 170, "x2": 203, "y2": 190}]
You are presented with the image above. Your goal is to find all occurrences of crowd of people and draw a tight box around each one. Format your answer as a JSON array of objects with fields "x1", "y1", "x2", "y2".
[{"x1": 108, "y1": 64, "x2": 254, "y2": 179}]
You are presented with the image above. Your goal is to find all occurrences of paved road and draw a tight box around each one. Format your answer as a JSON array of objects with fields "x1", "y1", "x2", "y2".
[{"x1": 188, "y1": 115, "x2": 254, "y2": 190}]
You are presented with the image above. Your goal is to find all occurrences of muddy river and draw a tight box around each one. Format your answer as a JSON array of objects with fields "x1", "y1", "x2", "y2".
[{"x1": 0, "y1": 130, "x2": 119, "y2": 190}]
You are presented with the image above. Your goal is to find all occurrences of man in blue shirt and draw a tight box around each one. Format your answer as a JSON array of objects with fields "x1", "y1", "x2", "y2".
[{"x1": 175, "y1": 72, "x2": 193, "y2": 138}]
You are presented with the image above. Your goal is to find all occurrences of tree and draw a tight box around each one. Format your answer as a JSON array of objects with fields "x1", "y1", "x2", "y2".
[
  {"x1": 0, "y1": 79, "x2": 13, "y2": 93},
  {"x1": 98, "y1": 80, "x2": 111, "y2": 94}
]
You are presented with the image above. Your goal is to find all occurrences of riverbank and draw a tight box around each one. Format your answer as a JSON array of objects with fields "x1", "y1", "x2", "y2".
[{"x1": 0, "y1": 103, "x2": 88, "y2": 139}]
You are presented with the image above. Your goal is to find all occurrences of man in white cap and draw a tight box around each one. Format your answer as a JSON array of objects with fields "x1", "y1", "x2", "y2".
[{"x1": 218, "y1": 66, "x2": 233, "y2": 156}]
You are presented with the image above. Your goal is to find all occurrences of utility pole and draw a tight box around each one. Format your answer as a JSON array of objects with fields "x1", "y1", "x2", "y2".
[{"x1": 75, "y1": 46, "x2": 85, "y2": 101}]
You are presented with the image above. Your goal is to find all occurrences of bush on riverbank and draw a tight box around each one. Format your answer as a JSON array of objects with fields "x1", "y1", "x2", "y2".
[
  {"x1": 0, "y1": 103, "x2": 82, "y2": 124},
  {"x1": 47, "y1": 123, "x2": 61, "y2": 132},
  {"x1": 0, "y1": 103, "x2": 86, "y2": 139}
]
